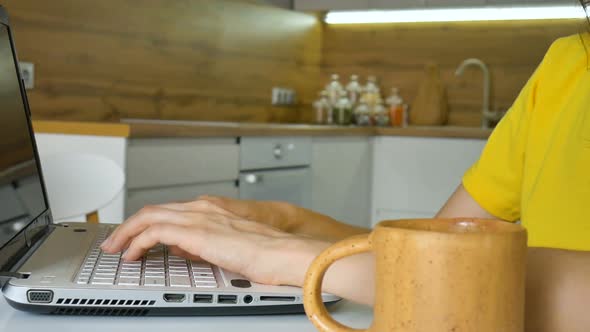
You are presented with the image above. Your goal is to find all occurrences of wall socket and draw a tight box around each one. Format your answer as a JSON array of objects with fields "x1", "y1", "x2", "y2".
[
  {"x1": 271, "y1": 87, "x2": 296, "y2": 106},
  {"x1": 19, "y1": 62, "x2": 34, "y2": 90}
]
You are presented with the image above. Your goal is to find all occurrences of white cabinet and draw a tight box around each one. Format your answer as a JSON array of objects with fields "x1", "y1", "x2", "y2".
[
  {"x1": 125, "y1": 138, "x2": 240, "y2": 217},
  {"x1": 371, "y1": 136, "x2": 486, "y2": 226},
  {"x1": 126, "y1": 182, "x2": 238, "y2": 217},
  {"x1": 295, "y1": 0, "x2": 369, "y2": 11},
  {"x1": 311, "y1": 137, "x2": 372, "y2": 228}
]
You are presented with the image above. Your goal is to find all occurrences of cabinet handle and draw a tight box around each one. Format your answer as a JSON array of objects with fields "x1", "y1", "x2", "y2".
[
  {"x1": 273, "y1": 144, "x2": 284, "y2": 160},
  {"x1": 244, "y1": 174, "x2": 262, "y2": 184}
]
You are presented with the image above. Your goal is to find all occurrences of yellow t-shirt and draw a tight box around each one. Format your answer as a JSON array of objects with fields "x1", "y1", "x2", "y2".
[{"x1": 463, "y1": 33, "x2": 590, "y2": 251}]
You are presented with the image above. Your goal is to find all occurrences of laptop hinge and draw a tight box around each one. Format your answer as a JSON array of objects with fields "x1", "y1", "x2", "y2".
[
  {"x1": 0, "y1": 272, "x2": 29, "y2": 286},
  {"x1": 0, "y1": 272, "x2": 27, "y2": 279}
]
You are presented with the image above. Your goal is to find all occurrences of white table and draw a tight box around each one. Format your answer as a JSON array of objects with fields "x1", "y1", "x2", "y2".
[{"x1": 0, "y1": 297, "x2": 372, "y2": 332}]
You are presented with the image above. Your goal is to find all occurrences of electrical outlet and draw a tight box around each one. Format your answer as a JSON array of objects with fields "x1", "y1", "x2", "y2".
[
  {"x1": 19, "y1": 62, "x2": 34, "y2": 90},
  {"x1": 271, "y1": 87, "x2": 296, "y2": 106},
  {"x1": 272, "y1": 87, "x2": 281, "y2": 105}
]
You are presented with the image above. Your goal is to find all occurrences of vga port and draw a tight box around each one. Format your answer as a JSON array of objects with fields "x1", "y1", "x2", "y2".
[{"x1": 27, "y1": 290, "x2": 53, "y2": 303}]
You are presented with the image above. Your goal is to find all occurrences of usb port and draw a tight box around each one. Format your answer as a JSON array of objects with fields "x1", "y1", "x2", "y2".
[
  {"x1": 218, "y1": 295, "x2": 237, "y2": 304},
  {"x1": 193, "y1": 294, "x2": 213, "y2": 303}
]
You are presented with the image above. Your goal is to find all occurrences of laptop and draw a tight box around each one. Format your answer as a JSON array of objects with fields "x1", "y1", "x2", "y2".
[{"x1": 0, "y1": 6, "x2": 339, "y2": 316}]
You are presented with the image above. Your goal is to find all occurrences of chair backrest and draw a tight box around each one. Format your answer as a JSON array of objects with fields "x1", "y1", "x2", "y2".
[{"x1": 38, "y1": 153, "x2": 125, "y2": 223}]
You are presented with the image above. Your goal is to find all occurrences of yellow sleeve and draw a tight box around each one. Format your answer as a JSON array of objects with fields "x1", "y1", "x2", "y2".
[{"x1": 462, "y1": 61, "x2": 541, "y2": 222}]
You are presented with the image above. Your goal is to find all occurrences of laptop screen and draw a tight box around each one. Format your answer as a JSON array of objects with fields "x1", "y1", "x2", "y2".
[{"x1": 0, "y1": 23, "x2": 47, "y2": 251}]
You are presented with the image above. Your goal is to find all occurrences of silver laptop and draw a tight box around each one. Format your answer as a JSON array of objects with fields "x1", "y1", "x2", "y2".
[{"x1": 0, "y1": 6, "x2": 339, "y2": 316}]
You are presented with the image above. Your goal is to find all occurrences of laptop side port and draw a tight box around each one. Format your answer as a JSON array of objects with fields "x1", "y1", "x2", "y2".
[
  {"x1": 218, "y1": 295, "x2": 237, "y2": 304},
  {"x1": 259, "y1": 296, "x2": 296, "y2": 302},
  {"x1": 193, "y1": 294, "x2": 213, "y2": 303},
  {"x1": 27, "y1": 290, "x2": 54, "y2": 303},
  {"x1": 163, "y1": 294, "x2": 186, "y2": 303}
]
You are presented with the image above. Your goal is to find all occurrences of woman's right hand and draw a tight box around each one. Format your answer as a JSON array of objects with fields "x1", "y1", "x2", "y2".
[
  {"x1": 199, "y1": 196, "x2": 370, "y2": 242},
  {"x1": 198, "y1": 196, "x2": 304, "y2": 233}
]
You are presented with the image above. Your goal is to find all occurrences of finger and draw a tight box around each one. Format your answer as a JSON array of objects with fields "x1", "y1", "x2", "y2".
[
  {"x1": 102, "y1": 206, "x2": 195, "y2": 253},
  {"x1": 123, "y1": 223, "x2": 197, "y2": 261}
]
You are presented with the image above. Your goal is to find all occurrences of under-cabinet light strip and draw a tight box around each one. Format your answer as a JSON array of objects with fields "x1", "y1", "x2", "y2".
[{"x1": 325, "y1": 5, "x2": 586, "y2": 24}]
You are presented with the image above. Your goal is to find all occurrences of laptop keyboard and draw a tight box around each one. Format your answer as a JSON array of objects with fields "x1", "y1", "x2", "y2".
[{"x1": 75, "y1": 228, "x2": 218, "y2": 288}]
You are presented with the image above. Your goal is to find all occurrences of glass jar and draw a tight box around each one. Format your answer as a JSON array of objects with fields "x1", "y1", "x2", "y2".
[
  {"x1": 354, "y1": 101, "x2": 371, "y2": 126},
  {"x1": 333, "y1": 90, "x2": 353, "y2": 125},
  {"x1": 313, "y1": 91, "x2": 330, "y2": 125}
]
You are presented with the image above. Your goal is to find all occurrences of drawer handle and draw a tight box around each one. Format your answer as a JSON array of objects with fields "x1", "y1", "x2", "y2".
[{"x1": 273, "y1": 144, "x2": 284, "y2": 160}]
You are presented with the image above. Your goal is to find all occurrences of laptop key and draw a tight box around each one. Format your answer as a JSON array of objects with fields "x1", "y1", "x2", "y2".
[
  {"x1": 91, "y1": 278, "x2": 114, "y2": 285},
  {"x1": 169, "y1": 276, "x2": 191, "y2": 287},
  {"x1": 143, "y1": 277, "x2": 165, "y2": 287},
  {"x1": 117, "y1": 278, "x2": 140, "y2": 286},
  {"x1": 194, "y1": 282, "x2": 217, "y2": 288}
]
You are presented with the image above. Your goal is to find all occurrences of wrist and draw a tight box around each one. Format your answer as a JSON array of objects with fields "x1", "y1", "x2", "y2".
[{"x1": 269, "y1": 236, "x2": 331, "y2": 287}]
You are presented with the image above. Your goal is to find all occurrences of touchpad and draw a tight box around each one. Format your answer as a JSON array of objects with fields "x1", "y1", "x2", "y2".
[{"x1": 231, "y1": 279, "x2": 252, "y2": 288}]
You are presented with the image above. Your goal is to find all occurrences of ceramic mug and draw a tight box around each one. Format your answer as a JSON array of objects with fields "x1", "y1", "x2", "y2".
[{"x1": 303, "y1": 218, "x2": 527, "y2": 332}]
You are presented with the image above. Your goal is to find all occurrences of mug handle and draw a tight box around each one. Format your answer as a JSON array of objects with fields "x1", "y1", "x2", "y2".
[{"x1": 303, "y1": 234, "x2": 372, "y2": 332}]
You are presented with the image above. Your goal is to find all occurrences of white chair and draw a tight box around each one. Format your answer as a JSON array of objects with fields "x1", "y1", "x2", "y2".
[{"x1": 38, "y1": 153, "x2": 125, "y2": 223}]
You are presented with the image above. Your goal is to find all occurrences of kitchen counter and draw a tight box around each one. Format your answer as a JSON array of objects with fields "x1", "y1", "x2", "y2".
[
  {"x1": 0, "y1": 297, "x2": 372, "y2": 332},
  {"x1": 32, "y1": 121, "x2": 130, "y2": 137},
  {"x1": 32, "y1": 119, "x2": 493, "y2": 139}
]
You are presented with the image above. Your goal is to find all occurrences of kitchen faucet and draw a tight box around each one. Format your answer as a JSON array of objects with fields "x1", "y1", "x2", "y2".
[{"x1": 455, "y1": 58, "x2": 502, "y2": 129}]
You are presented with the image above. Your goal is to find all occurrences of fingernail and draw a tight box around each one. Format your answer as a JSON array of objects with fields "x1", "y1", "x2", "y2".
[{"x1": 121, "y1": 250, "x2": 129, "y2": 260}]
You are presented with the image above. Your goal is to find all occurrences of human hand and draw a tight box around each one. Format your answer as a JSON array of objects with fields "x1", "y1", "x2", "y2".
[
  {"x1": 200, "y1": 196, "x2": 369, "y2": 242},
  {"x1": 100, "y1": 199, "x2": 329, "y2": 286},
  {"x1": 198, "y1": 196, "x2": 304, "y2": 233}
]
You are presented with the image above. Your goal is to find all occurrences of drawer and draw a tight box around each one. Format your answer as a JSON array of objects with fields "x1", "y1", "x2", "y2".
[
  {"x1": 239, "y1": 167, "x2": 311, "y2": 208},
  {"x1": 240, "y1": 137, "x2": 312, "y2": 170},
  {"x1": 127, "y1": 138, "x2": 239, "y2": 189},
  {"x1": 126, "y1": 181, "x2": 238, "y2": 217}
]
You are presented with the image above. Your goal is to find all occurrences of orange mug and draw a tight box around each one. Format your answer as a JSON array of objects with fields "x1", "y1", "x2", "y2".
[{"x1": 303, "y1": 219, "x2": 527, "y2": 332}]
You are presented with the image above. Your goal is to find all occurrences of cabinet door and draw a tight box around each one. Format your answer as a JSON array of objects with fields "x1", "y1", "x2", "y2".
[
  {"x1": 311, "y1": 137, "x2": 372, "y2": 228},
  {"x1": 425, "y1": 0, "x2": 485, "y2": 7},
  {"x1": 127, "y1": 138, "x2": 239, "y2": 189},
  {"x1": 369, "y1": 0, "x2": 426, "y2": 9},
  {"x1": 371, "y1": 136, "x2": 486, "y2": 226},
  {"x1": 126, "y1": 182, "x2": 238, "y2": 217},
  {"x1": 239, "y1": 167, "x2": 312, "y2": 209},
  {"x1": 295, "y1": 0, "x2": 369, "y2": 11}
]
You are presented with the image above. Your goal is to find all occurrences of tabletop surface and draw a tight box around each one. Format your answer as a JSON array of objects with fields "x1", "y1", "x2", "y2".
[{"x1": 0, "y1": 296, "x2": 372, "y2": 332}]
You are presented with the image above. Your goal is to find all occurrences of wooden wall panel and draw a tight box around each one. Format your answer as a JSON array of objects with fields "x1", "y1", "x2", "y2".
[
  {"x1": 322, "y1": 20, "x2": 585, "y2": 126},
  {"x1": 2, "y1": 0, "x2": 322, "y2": 123}
]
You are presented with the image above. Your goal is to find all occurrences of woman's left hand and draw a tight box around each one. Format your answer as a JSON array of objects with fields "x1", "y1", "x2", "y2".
[{"x1": 100, "y1": 200, "x2": 329, "y2": 286}]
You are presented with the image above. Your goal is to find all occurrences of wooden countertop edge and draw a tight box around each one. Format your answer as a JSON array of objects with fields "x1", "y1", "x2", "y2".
[
  {"x1": 128, "y1": 123, "x2": 492, "y2": 139},
  {"x1": 127, "y1": 122, "x2": 375, "y2": 138},
  {"x1": 31, "y1": 120, "x2": 492, "y2": 139},
  {"x1": 32, "y1": 120, "x2": 130, "y2": 137},
  {"x1": 375, "y1": 127, "x2": 493, "y2": 139}
]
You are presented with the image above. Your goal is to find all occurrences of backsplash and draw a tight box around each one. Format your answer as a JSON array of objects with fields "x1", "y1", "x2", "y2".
[
  {"x1": 3, "y1": 0, "x2": 585, "y2": 126},
  {"x1": 3, "y1": 0, "x2": 321, "y2": 123},
  {"x1": 320, "y1": 20, "x2": 583, "y2": 127}
]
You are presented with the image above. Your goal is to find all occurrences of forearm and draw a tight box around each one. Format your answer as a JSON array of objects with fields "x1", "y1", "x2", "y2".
[
  {"x1": 525, "y1": 247, "x2": 590, "y2": 332},
  {"x1": 278, "y1": 238, "x2": 375, "y2": 306},
  {"x1": 291, "y1": 205, "x2": 370, "y2": 242}
]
